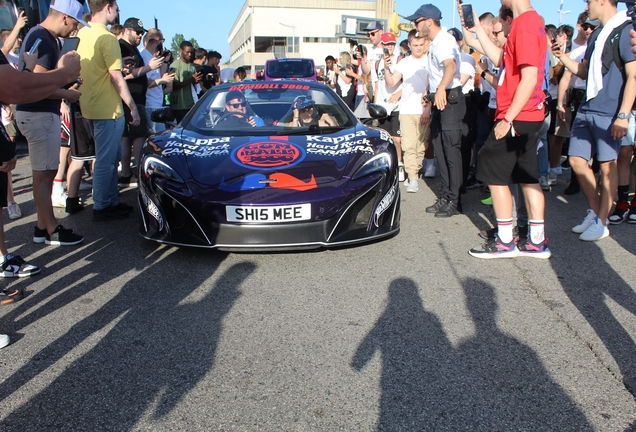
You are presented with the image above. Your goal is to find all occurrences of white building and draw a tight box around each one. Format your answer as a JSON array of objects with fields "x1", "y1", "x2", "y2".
[{"x1": 228, "y1": 0, "x2": 396, "y2": 75}]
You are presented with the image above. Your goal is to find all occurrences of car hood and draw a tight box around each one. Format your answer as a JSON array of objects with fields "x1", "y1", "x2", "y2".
[{"x1": 175, "y1": 127, "x2": 376, "y2": 192}]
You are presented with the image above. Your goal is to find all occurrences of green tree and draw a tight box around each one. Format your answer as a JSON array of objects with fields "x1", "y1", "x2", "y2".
[{"x1": 170, "y1": 33, "x2": 200, "y2": 57}]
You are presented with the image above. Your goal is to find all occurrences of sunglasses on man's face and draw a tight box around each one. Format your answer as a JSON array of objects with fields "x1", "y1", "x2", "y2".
[
  {"x1": 366, "y1": 30, "x2": 378, "y2": 37},
  {"x1": 493, "y1": 30, "x2": 504, "y2": 37},
  {"x1": 582, "y1": 24, "x2": 596, "y2": 31},
  {"x1": 228, "y1": 101, "x2": 247, "y2": 108},
  {"x1": 414, "y1": 17, "x2": 427, "y2": 26}
]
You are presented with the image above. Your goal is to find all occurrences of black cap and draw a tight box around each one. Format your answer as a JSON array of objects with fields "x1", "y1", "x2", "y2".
[
  {"x1": 448, "y1": 28, "x2": 463, "y2": 42},
  {"x1": 123, "y1": 17, "x2": 147, "y2": 33}
]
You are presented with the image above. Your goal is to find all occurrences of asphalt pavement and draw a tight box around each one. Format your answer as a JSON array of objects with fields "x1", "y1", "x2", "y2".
[{"x1": 0, "y1": 150, "x2": 635, "y2": 431}]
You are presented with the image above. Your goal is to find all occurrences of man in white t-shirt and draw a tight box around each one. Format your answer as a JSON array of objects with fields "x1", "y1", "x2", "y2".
[
  {"x1": 140, "y1": 29, "x2": 175, "y2": 134},
  {"x1": 409, "y1": 4, "x2": 465, "y2": 217},
  {"x1": 360, "y1": 21, "x2": 385, "y2": 101},
  {"x1": 385, "y1": 34, "x2": 430, "y2": 193},
  {"x1": 556, "y1": 13, "x2": 596, "y2": 196},
  {"x1": 375, "y1": 33, "x2": 404, "y2": 183}
]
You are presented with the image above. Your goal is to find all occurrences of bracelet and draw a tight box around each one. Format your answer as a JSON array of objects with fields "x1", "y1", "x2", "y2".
[
  {"x1": 503, "y1": 117, "x2": 513, "y2": 125},
  {"x1": 480, "y1": 70, "x2": 488, "y2": 79}
]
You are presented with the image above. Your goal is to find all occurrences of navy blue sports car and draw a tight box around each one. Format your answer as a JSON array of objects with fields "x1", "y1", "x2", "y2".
[{"x1": 138, "y1": 80, "x2": 400, "y2": 251}]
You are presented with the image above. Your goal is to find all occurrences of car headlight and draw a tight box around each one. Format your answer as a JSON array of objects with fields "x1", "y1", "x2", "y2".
[
  {"x1": 143, "y1": 156, "x2": 185, "y2": 183},
  {"x1": 351, "y1": 153, "x2": 392, "y2": 180}
]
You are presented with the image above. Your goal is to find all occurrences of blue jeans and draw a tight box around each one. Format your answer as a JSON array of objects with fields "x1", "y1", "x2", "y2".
[
  {"x1": 88, "y1": 117, "x2": 124, "y2": 211},
  {"x1": 537, "y1": 115, "x2": 550, "y2": 177}
]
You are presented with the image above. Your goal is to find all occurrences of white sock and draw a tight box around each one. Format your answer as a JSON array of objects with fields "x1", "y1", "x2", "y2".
[{"x1": 52, "y1": 180, "x2": 65, "y2": 196}]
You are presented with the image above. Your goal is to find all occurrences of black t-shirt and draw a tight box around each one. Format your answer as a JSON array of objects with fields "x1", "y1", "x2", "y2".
[
  {"x1": 0, "y1": 52, "x2": 16, "y2": 162},
  {"x1": 16, "y1": 25, "x2": 61, "y2": 115},
  {"x1": 199, "y1": 64, "x2": 218, "y2": 90},
  {"x1": 119, "y1": 39, "x2": 147, "y2": 105}
]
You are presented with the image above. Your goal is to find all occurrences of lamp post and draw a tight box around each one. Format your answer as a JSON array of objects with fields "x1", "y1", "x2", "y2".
[
  {"x1": 557, "y1": 0, "x2": 571, "y2": 26},
  {"x1": 280, "y1": 22, "x2": 296, "y2": 57}
]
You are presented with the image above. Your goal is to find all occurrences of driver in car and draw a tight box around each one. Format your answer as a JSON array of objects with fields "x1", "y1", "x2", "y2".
[{"x1": 222, "y1": 90, "x2": 265, "y2": 127}]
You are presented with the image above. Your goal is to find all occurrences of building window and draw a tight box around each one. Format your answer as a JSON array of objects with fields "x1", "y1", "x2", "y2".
[{"x1": 302, "y1": 37, "x2": 338, "y2": 44}]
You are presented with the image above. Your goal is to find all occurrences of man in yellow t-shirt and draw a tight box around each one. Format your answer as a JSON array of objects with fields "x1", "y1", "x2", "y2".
[{"x1": 77, "y1": 0, "x2": 139, "y2": 221}]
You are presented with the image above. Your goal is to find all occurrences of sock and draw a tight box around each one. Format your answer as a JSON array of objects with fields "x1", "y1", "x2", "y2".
[
  {"x1": 496, "y1": 218, "x2": 514, "y2": 243},
  {"x1": 618, "y1": 185, "x2": 629, "y2": 203},
  {"x1": 52, "y1": 179, "x2": 64, "y2": 196},
  {"x1": 529, "y1": 220, "x2": 545, "y2": 244},
  {"x1": 1, "y1": 253, "x2": 13, "y2": 264}
]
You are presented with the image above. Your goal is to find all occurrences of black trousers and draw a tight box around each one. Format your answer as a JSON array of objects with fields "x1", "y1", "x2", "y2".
[{"x1": 431, "y1": 90, "x2": 466, "y2": 203}]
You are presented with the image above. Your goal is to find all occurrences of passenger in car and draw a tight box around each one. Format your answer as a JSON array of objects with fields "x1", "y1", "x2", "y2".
[{"x1": 280, "y1": 95, "x2": 337, "y2": 127}]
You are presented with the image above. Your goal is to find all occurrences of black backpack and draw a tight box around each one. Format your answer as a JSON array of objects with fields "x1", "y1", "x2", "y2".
[{"x1": 600, "y1": 20, "x2": 632, "y2": 76}]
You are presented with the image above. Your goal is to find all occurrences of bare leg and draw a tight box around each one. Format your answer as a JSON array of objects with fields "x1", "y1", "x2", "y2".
[
  {"x1": 392, "y1": 135, "x2": 402, "y2": 163},
  {"x1": 597, "y1": 160, "x2": 618, "y2": 224},
  {"x1": 66, "y1": 159, "x2": 85, "y2": 199},
  {"x1": 548, "y1": 135, "x2": 566, "y2": 169},
  {"x1": 617, "y1": 145, "x2": 634, "y2": 191},
  {"x1": 519, "y1": 183, "x2": 545, "y2": 221},
  {"x1": 490, "y1": 184, "x2": 513, "y2": 220},
  {"x1": 32, "y1": 170, "x2": 59, "y2": 233},
  {"x1": 570, "y1": 155, "x2": 600, "y2": 214}
]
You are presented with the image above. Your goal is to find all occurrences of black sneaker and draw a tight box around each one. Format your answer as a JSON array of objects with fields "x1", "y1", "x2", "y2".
[
  {"x1": 426, "y1": 198, "x2": 448, "y2": 214},
  {"x1": 33, "y1": 226, "x2": 46, "y2": 244},
  {"x1": 1, "y1": 254, "x2": 41, "y2": 278},
  {"x1": 435, "y1": 200, "x2": 460, "y2": 218},
  {"x1": 93, "y1": 206, "x2": 130, "y2": 222},
  {"x1": 112, "y1": 202, "x2": 134, "y2": 213},
  {"x1": 65, "y1": 197, "x2": 85, "y2": 214},
  {"x1": 46, "y1": 225, "x2": 84, "y2": 246},
  {"x1": 118, "y1": 175, "x2": 138, "y2": 188},
  {"x1": 609, "y1": 201, "x2": 630, "y2": 225}
]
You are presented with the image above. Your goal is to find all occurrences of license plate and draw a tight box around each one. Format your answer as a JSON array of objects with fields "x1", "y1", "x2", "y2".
[{"x1": 226, "y1": 204, "x2": 311, "y2": 223}]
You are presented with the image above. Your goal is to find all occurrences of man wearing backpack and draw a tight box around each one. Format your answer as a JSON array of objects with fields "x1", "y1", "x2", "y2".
[{"x1": 555, "y1": 0, "x2": 636, "y2": 241}]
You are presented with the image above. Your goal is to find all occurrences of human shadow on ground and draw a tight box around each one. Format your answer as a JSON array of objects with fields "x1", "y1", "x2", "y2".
[
  {"x1": 0, "y1": 255, "x2": 253, "y2": 430},
  {"x1": 352, "y1": 277, "x2": 591, "y2": 431},
  {"x1": 551, "y1": 239, "x2": 636, "y2": 398}
]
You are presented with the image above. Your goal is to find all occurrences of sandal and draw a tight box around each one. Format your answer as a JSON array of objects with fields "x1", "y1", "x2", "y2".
[{"x1": 1, "y1": 288, "x2": 24, "y2": 305}]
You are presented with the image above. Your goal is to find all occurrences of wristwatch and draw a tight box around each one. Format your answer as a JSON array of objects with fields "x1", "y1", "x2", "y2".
[
  {"x1": 618, "y1": 112, "x2": 628, "y2": 120},
  {"x1": 480, "y1": 70, "x2": 488, "y2": 79}
]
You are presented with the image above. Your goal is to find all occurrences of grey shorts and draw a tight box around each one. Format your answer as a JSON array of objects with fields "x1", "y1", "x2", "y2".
[
  {"x1": 16, "y1": 111, "x2": 61, "y2": 171},
  {"x1": 569, "y1": 112, "x2": 626, "y2": 162}
]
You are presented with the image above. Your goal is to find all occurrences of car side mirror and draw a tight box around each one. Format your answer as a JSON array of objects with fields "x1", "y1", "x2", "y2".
[
  {"x1": 151, "y1": 107, "x2": 177, "y2": 127},
  {"x1": 367, "y1": 104, "x2": 388, "y2": 119}
]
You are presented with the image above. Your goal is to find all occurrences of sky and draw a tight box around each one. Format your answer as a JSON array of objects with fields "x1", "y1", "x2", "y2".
[{"x1": 117, "y1": 0, "x2": 612, "y2": 62}]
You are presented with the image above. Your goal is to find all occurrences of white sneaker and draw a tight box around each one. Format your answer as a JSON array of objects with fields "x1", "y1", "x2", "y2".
[
  {"x1": 555, "y1": 166, "x2": 562, "y2": 175},
  {"x1": 398, "y1": 163, "x2": 405, "y2": 182},
  {"x1": 579, "y1": 218, "x2": 610, "y2": 241},
  {"x1": 7, "y1": 202, "x2": 21, "y2": 219},
  {"x1": 572, "y1": 209, "x2": 597, "y2": 234},
  {"x1": 539, "y1": 176, "x2": 550, "y2": 191},
  {"x1": 51, "y1": 191, "x2": 68, "y2": 208},
  {"x1": 424, "y1": 160, "x2": 436, "y2": 178},
  {"x1": 547, "y1": 171, "x2": 557, "y2": 186},
  {"x1": 406, "y1": 178, "x2": 419, "y2": 193},
  {"x1": 0, "y1": 334, "x2": 9, "y2": 349}
]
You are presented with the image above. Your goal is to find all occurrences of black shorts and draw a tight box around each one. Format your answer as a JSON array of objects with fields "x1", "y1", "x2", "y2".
[
  {"x1": 547, "y1": 98, "x2": 558, "y2": 135},
  {"x1": 123, "y1": 103, "x2": 148, "y2": 139},
  {"x1": 377, "y1": 111, "x2": 400, "y2": 137},
  {"x1": 476, "y1": 119, "x2": 543, "y2": 185},
  {"x1": 0, "y1": 171, "x2": 7, "y2": 208},
  {"x1": 70, "y1": 108, "x2": 95, "y2": 161}
]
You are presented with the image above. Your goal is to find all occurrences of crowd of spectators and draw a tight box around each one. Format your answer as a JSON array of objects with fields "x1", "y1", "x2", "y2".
[{"x1": 2, "y1": 0, "x2": 636, "y2": 349}]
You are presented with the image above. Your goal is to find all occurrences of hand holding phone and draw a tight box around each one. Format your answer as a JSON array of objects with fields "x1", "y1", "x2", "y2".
[
  {"x1": 461, "y1": 4, "x2": 475, "y2": 28},
  {"x1": 29, "y1": 38, "x2": 42, "y2": 55},
  {"x1": 60, "y1": 37, "x2": 80, "y2": 56}
]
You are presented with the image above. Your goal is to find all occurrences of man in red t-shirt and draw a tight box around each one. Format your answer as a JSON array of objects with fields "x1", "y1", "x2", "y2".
[{"x1": 460, "y1": 1, "x2": 550, "y2": 259}]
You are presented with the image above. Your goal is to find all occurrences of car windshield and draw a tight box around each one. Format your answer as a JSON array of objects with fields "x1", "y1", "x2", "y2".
[
  {"x1": 267, "y1": 59, "x2": 314, "y2": 79},
  {"x1": 184, "y1": 82, "x2": 356, "y2": 136}
]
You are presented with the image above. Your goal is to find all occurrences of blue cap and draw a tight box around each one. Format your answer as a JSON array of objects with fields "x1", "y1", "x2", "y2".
[
  {"x1": 406, "y1": 4, "x2": 443, "y2": 22},
  {"x1": 363, "y1": 21, "x2": 383, "y2": 31},
  {"x1": 448, "y1": 28, "x2": 463, "y2": 41},
  {"x1": 293, "y1": 95, "x2": 315, "y2": 111}
]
